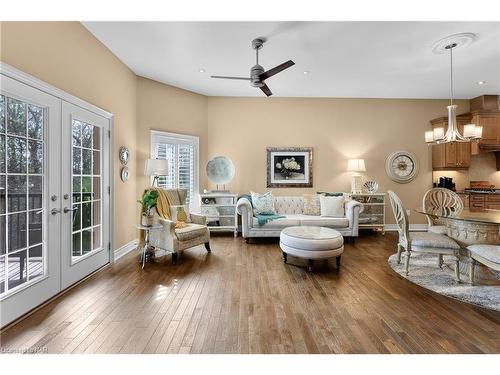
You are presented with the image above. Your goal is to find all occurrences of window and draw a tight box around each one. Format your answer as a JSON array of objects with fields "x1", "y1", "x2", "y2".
[{"x1": 150, "y1": 131, "x2": 199, "y2": 208}]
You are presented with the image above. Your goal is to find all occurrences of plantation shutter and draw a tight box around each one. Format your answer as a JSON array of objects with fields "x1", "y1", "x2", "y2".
[{"x1": 152, "y1": 132, "x2": 198, "y2": 207}]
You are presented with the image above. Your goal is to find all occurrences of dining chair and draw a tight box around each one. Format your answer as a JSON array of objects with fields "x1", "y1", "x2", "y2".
[
  {"x1": 422, "y1": 188, "x2": 463, "y2": 235},
  {"x1": 466, "y1": 244, "x2": 500, "y2": 285},
  {"x1": 388, "y1": 190, "x2": 461, "y2": 281}
]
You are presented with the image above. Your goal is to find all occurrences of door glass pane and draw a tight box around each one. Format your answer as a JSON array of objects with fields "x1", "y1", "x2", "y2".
[
  {"x1": 27, "y1": 105, "x2": 43, "y2": 140},
  {"x1": 8, "y1": 250, "x2": 27, "y2": 290},
  {"x1": 72, "y1": 119, "x2": 103, "y2": 261},
  {"x1": 7, "y1": 136, "x2": 26, "y2": 173},
  {"x1": 28, "y1": 245, "x2": 43, "y2": 281},
  {"x1": 7, "y1": 97, "x2": 26, "y2": 136},
  {"x1": 1, "y1": 96, "x2": 45, "y2": 297}
]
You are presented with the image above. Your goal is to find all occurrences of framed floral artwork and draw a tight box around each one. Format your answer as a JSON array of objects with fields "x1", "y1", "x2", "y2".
[{"x1": 266, "y1": 147, "x2": 313, "y2": 188}]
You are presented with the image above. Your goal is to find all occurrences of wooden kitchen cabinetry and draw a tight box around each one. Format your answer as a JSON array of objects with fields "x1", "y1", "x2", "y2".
[
  {"x1": 469, "y1": 194, "x2": 500, "y2": 210},
  {"x1": 430, "y1": 114, "x2": 472, "y2": 170},
  {"x1": 470, "y1": 110, "x2": 500, "y2": 155}
]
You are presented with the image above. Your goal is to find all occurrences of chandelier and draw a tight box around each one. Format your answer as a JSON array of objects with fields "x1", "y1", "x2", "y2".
[{"x1": 425, "y1": 36, "x2": 482, "y2": 144}]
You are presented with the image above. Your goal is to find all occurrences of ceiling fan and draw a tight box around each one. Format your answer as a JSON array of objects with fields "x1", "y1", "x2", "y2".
[{"x1": 211, "y1": 38, "x2": 295, "y2": 97}]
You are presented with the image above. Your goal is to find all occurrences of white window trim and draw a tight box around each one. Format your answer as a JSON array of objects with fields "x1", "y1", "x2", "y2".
[{"x1": 150, "y1": 130, "x2": 200, "y2": 211}]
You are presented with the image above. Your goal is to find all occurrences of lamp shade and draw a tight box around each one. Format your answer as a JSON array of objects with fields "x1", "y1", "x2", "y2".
[
  {"x1": 144, "y1": 158, "x2": 168, "y2": 176},
  {"x1": 347, "y1": 159, "x2": 366, "y2": 172}
]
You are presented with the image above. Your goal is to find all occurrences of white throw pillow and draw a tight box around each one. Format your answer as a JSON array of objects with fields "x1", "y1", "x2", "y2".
[
  {"x1": 319, "y1": 195, "x2": 344, "y2": 217},
  {"x1": 251, "y1": 191, "x2": 276, "y2": 215}
]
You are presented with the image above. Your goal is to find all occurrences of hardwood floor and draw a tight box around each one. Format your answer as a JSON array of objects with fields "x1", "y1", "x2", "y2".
[{"x1": 1, "y1": 232, "x2": 499, "y2": 354}]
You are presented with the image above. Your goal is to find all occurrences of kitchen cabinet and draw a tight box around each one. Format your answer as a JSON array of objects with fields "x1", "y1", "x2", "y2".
[
  {"x1": 430, "y1": 115, "x2": 471, "y2": 170},
  {"x1": 470, "y1": 110, "x2": 500, "y2": 155},
  {"x1": 468, "y1": 194, "x2": 500, "y2": 210}
]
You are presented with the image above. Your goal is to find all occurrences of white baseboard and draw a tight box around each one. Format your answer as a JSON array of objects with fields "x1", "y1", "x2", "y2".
[
  {"x1": 114, "y1": 239, "x2": 139, "y2": 261},
  {"x1": 384, "y1": 224, "x2": 428, "y2": 232}
]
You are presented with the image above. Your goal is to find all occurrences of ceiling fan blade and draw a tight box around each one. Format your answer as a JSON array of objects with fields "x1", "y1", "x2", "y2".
[
  {"x1": 259, "y1": 60, "x2": 295, "y2": 81},
  {"x1": 210, "y1": 75, "x2": 251, "y2": 80},
  {"x1": 260, "y1": 84, "x2": 273, "y2": 97}
]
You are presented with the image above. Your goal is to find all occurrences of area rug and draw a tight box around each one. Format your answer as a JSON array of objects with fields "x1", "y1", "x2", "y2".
[{"x1": 388, "y1": 253, "x2": 500, "y2": 312}]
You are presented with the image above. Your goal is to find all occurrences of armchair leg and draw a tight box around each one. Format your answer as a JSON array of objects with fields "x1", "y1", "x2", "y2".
[
  {"x1": 438, "y1": 254, "x2": 443, "y2": 269},
  {"x1": 396, "y1": 244, "x2": 403, "y2": 264},
  {"x1": 204, "y1": 242, "x2": 211, "y2": 253},
  {"x1": 172, "y1": 252, "x2": 178, "y2": 265}
]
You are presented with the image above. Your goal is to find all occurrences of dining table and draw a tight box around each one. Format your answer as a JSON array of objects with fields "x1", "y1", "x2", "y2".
[{"x1": 415, "y1": 206, "x2": 500, "y2": 284}]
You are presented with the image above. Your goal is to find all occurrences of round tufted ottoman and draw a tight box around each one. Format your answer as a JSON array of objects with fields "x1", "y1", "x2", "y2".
[{"x1": 280, "y1": 226, "x2": 344, "y2": 272}]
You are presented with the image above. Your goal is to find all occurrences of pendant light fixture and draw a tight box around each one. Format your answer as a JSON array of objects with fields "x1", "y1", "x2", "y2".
[{"x1": 425, "y1": 34, "x2": 482, "y2": 144}]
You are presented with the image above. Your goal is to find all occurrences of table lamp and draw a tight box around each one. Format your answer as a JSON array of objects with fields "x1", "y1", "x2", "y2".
[
  {"x1": 347, "y1": 159, "x2": 366, "y2": 194},
  {"x1": 144, "y1": 158, "x2": 168, "y2": 186}
]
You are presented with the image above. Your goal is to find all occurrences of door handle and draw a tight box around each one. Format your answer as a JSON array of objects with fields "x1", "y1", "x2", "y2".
[
  {"x1": 51, "y1": 208, "x2": 61, "y2": 215},
  {"x1": 63, "y1": 206, "x2": 77, "y2": 213}
]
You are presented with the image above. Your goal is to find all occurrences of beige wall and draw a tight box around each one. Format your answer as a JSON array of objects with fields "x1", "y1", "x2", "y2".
[
  {"x1": 1, "y1": 22, "x2": 138, "y2": 249},
  {"x1": 207, "y1": 97, "x2": 469, "y2": 224},
  {"x1": 136, "y1": 76, "x2": 208, "y2": 196}
]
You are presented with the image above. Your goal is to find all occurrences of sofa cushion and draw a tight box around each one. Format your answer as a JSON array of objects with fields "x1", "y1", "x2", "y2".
[
  {"x1": 303, "y1": 194, "x2": 321, "y2": 216},
  {"x1": 251, "y1": 191, "x2": 276, "y2": 215},
  {"x1": 319, "y1": 195, "x2": 345, "y2": 217},
  {"x1": 252, "y1": 215, "x2": 301, "y2": 228},
  {"x1": 409, "y1": 232, "x2": 460, "y2": 249},
  {"x1": 299, "y1": 215, "x2": 349, "y2": 228},
  {"x1": 175, "y1": 223, "x2": 208, "y2": 241}
]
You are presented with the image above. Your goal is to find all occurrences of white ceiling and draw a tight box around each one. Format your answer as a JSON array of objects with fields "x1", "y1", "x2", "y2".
[{"x1": 83, "y1": 21, "x2": 500, "y2": 98}]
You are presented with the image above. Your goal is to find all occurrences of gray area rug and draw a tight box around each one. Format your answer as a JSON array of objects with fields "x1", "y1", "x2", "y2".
[{"x1": 388, "y1": 253, "x2": 500, "y2": 312}]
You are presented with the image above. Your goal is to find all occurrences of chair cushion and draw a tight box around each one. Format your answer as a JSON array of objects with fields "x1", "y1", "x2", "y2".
[
  {"x1": 428, "y1": 225, "x2": 447, "y2": 235},
  {"x1": 409, "y1": 232, "x2": 460, "y2": 249},
  {"x1": 175, "y1": 223, "x2": 208, "y2": 241},
  {"x1": 298, "y1": 215, "x2": 349, "y2": 228},
  {"x1": 467, "y1": 245, "x2": 500, "y2": 264}
]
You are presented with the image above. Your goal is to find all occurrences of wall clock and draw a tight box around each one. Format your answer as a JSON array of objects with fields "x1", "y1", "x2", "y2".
[{"x1": 385, "y1": 151, "x2": 419, "y2": 183}]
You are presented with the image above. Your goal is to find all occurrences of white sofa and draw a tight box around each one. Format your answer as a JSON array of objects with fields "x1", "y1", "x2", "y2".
[{"x1": 236, "y1": 195, "x2": 363, "y2": 241}]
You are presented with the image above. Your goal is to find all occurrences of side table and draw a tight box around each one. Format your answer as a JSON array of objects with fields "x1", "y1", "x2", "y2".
[{"x1": 137, "y1": 224, "x2": 162, "y2": 269}]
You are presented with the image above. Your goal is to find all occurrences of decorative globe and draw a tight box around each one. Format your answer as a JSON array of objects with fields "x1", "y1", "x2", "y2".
[{"x1": 206, "y1": 156, "x2": 235, "y2": 185}]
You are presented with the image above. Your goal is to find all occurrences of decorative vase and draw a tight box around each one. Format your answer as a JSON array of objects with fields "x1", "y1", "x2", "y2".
[{"x1": 141, "y1": 213, "x2": 154, "y2": 227}]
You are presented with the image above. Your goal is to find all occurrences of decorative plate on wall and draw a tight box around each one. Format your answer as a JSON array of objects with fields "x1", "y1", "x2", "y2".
[
  {"x1": 119, "y1": 146, "x2": 130, "y2": 165},
  {"x1": 385, "y1": 151, "x2": 419, "y2": 183},
  {"x1": 120, "y1": 166, "x2": 129, "y2": 182}
]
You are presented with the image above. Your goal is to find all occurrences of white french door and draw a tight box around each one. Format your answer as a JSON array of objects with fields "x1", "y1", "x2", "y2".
[
  {"x1": 0, "y1": 71, "x2": 112, "y2": 328},
  {"x1": 0, "y1": 75, "x2": 62, "y2": 327},
  {"x1": 60, "y1": 102, "x2": 110, "y2": 289}
]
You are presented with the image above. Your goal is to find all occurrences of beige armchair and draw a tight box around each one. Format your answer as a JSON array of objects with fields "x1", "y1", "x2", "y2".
[{"x1": 149, "y1": 188, "x2": 210, "y2": 264}]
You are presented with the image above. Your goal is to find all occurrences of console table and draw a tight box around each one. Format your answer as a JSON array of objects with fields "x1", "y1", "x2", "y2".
[
  {"x1": 350, "y1": 193, "x2": 386, "y2": 233},
  {"x1": 199, "y1": 192, "x2": 238, "y2": 237}
]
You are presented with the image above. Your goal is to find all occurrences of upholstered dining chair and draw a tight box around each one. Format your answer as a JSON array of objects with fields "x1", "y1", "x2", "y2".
[
  {"x1": 466, "y1": 244, "x2": 500, "y2": 285},
  {"x1": 148, "y1": 188, "x2": 210, "y2": 265},
  {"x1": 388, "y1": 190, "x2": 461, "y2": 281},
  {"x1": 422, "y1": 188, "x2": 463, "y2": 235}
]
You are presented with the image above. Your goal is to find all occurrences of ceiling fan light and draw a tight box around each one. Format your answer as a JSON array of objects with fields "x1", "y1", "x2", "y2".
[{"x1": 425, "y1": 130, "x2": 435, "y2": 143}]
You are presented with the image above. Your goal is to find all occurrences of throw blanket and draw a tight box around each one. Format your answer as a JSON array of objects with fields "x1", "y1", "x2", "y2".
[
  {"x1": 139, "y1": 187, "x2": 173, "y2": 243},
  {"x1": 239, "y1": 193, "x2": 285, "y2": 227}
]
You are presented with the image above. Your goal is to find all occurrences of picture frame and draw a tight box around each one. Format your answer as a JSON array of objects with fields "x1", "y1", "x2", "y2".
[{"x1": 266, "y1": 147, "x2": 313, "y2": 188}]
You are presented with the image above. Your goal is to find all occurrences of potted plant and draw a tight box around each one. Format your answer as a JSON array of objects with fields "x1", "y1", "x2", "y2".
[{"x1": 137, "y1": 190, "x2": 159, "y2": 227}]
